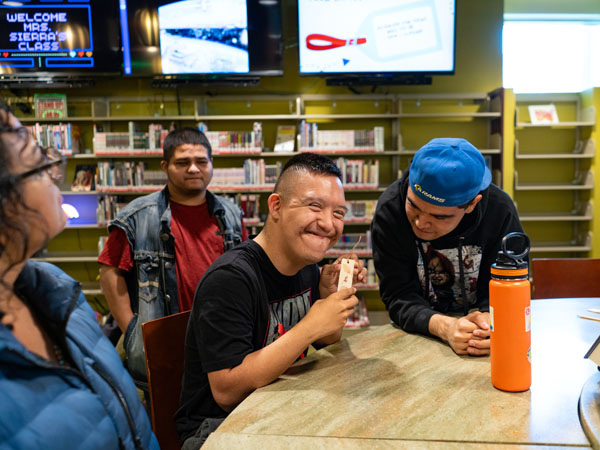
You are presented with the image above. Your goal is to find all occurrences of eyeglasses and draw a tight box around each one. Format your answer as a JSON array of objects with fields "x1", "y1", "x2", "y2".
[{"x1": 16, "y1": 145, "x2": 66, "y2": 184}]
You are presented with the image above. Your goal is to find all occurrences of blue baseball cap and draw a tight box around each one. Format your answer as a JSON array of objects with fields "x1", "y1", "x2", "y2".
[{"x1": 408, "y1": 138, "x2": 492, "y2": 207}]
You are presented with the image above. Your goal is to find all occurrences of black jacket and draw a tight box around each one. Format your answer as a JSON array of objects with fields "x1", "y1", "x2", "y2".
[{"x1": 371, "y1": 172, "x2": 523, "y2": 336}]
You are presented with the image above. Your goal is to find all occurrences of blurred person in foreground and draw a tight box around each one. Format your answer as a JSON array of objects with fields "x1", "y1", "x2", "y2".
[{"x1": 0, "y1": 104, "x2": 159, "y2": 450}]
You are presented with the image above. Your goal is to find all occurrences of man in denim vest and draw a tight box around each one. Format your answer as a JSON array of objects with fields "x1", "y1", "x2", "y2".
[{"x1": 98, "y1": 127, "x2": 246, "y2": 389}]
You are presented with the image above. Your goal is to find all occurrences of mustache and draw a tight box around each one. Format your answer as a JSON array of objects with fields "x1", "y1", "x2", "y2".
[{"x1": 306, "y1": 228, "x2": 337, "y2": 239}]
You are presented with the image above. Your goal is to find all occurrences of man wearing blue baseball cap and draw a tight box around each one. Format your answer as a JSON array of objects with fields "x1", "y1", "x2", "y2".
[{"x1": 371, "y1": 138, "x2": 523, "y2": 356}]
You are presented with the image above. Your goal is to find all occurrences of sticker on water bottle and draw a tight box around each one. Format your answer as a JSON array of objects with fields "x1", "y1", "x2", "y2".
[
  {"x1": 525, "y1": 306, "x2": 531, "y2": 332},
  {"x1": 527, "y1": 347, "x2": 531, "y2": 363},
  {"x1": 489, "y1": 306, "x2": 494, "y2": 331}
]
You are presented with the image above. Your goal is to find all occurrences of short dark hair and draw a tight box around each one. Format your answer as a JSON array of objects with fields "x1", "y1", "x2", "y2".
[
  {"x1": 163, "y1": 127, "x2": 212, "y2": 162},
  {"x1": 274, "y1": 153, "x2": 342, "y2": 194}
]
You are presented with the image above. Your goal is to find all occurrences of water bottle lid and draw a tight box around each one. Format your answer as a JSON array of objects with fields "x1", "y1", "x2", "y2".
[{"x1": 493, "y1": 232, "x2": 530, "y2": 271}]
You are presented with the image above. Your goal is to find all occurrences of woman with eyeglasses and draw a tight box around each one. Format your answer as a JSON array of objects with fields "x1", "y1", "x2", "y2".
[{"x1": 0, "y1": 105, "x2": 160, "y2": 449}]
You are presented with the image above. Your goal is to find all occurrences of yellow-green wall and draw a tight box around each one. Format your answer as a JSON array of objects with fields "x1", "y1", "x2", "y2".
[{"x1": 15, "y1": 0, "x2": 502, "y2": 99}]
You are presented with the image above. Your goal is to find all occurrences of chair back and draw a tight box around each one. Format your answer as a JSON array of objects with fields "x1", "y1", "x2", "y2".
[
  {"x1": 142, "y1": 310, "x2": 191, "y2": 450},
  {"x1": 531, "y1": 258, "x2": 600, "y2": 299}
]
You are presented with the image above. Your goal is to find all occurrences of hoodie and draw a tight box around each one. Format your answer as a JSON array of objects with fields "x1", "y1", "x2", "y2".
[{"x1": 371, "y1": 172, "x2": 523, "y2": 336}]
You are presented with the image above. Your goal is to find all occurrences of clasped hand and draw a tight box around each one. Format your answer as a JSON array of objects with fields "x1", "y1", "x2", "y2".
[{"x1": 447, "y1": 311, "x2": 490, "y2": 356}]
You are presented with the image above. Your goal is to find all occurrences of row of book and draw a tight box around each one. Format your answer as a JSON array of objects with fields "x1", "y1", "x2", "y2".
[
  {"x1": 204, "y1": 130, "x2": 263, "y2": 154},
  {"x1": 219, "y1": 197, "x2": 377, "y2": 225},
  {"x1": 212, "y1": 159, "x2": 282, "y2": 187},
  {"x1": 75, "y1": 161, "x2": 379, "y2": 193},
  {"x1": 93, "y1": 123, "x2": 169, "y2": 155},
  {"x1": 95, "y1": 195, "x2": 378, "y2": 233},
  {"x1": 199, "y1": 121, "x2": 263, "y2": 154},
  {"x1": 335, "y1": 158, "x2": 379, "y2": 187},
  {"x1": 27, "y1": 122, "x2": 80, "y2": 156},
  {"x1": 331, "y1": 231, "x2": 372, "y2": 252},
  {"x1": 96, "y1": 161, "x2": 167, "y2": 190},
  {"x1": 345, "y1": 200, "x2": 378, "y2": 222},
  {"x1": 97, "y1": 195, "x2": 130, "y2": 226},
  {"x1": 299, "y1": 122, "x2": 385, "y2": 152},
  {"x1": 223, "y1": 193, "x2": 262, "y2": 224},
  {"x1": 30, "y1": 121, "x2": 386, "y2": 157}
]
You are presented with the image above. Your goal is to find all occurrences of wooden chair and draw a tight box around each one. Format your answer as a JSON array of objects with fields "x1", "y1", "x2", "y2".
[
  {"x1": 531, "y1": 258, "x2": 600, "y2": 299},
  {"x1": 142, "y1": 310, "x2": 191, "y2": 450}
]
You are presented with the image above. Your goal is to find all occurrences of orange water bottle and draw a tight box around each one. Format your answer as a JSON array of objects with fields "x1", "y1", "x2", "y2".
[{"x1": 489, "y1": 232, "x2": 531, "y2": 392}]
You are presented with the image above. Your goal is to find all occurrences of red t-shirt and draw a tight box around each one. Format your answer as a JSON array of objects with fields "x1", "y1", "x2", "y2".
[{"x1": 98, "y1": 200, "x2": 248, "y2": 312}]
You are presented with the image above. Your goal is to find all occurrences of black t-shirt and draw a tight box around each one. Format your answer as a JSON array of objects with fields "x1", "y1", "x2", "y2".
[{"x1": 174, "y1": 239, "x2": 321, "y2": 442}]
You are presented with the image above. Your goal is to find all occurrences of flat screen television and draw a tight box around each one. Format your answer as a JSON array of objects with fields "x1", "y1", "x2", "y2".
[
  {"x1": 120, "y1": 0, "x2": 283, "y2": 77},
  {"x1": 297, "y1": 0, "x2": 456, "y2": 78},
  {"x1": 0, "y1": 0, "x2": 122, "y2": 77}
]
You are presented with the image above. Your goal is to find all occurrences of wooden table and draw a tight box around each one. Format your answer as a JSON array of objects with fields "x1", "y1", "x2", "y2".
[{"x1": 203, "y1": 298, "x2": 600, "y2": 449}]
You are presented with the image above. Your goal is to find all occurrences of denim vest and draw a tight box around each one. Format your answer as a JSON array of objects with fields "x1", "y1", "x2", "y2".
[{"x1": 109, "y1": 187, "x2": 243, "y2": 384}]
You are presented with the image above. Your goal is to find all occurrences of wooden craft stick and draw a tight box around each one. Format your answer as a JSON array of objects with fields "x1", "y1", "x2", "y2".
[
  {"x1": 337, "y1": 258, "x2": 355, "y2": 291},
  {"x1": 587, "y1": 308, "x2": 600, "y2": 314},
  {"x1": 337, "y1": 237, "x2": 361, "y2": 291},
  {"x1": 579, "y1": 315, "x2": 600, "y2": 322}
]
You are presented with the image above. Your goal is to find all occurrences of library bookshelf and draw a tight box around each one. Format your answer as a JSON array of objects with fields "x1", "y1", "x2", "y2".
[{"x1": 12, "y1": 90, "x2": 505, "y2": 314}]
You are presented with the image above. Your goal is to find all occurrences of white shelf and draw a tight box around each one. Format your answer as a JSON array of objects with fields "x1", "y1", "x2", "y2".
[
  {"x1": 518, "y1": 202, "x2": 592, "y2": 222},
  {"x1": 96, "y1": 186, "x2": 165, "y2": 194},
  {"x1": 530, "y1": 232, "x2": 593, "y2": 253},
  {"x1": 519, "y1": 213, "x2": 592, "y2": 222},
  {"x1": 354, "y1": 284, "x2": 379, "y2": 291},
  {"x1": 516, "y1": 153, "x2": 594, "y2": 160},
  {"x1": 241, "y1": 218, "x2": 373, "y2": 229},
  {"x1": 70, "y1": 150, "x2": 408, "y2": 159},
  {"x1": 398, "y1": 148, "x2": 501, "y2": 156},
  {"x1": 80, "y1": 282, "x2": 104, "y2": 297},
  {"x1": 515, "y1": 138, "x2": 595, "y2": 160},
  {"x1": 399, "y1": 112, "x2": 500, "y2": 118},
  {"x1": 32, "y1": 252, "x2": 99, "y2": 263},
  {"x1": 531, "y1": 244, "x2": 592, "y2": 253},
  {"x1": 19, "y1": 115, "x2": 197, "y2": 123},
  {"x1": 83, "y1": 152, "x2": 163, "y2": 158},
  {"x1": 63, "y1": 224, "x2": 105, "y2": 230},
  {"x1": 60, "y1": 190, "x2": 100, "y2": 195},
  {"x1": 514, "y1": 171, "x2": 593, "y2": 191},
  {"x1": 516, "y1": 121, "x2": 595, "y2": 128}
]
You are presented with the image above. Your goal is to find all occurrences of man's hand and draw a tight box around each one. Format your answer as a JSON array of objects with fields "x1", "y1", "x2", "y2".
[
  {"x1": 429, "y1": 311, "x2": 490, "y2": 356},
  {"x1": 319, "y1": 254, "x2": 368, "y2": 298},
  {"x1": 465, "y1": 311, "x2": 490, "y2": 356},
  {"x1": 304, "y1": 287, "x2": 359, "y2": 341},
  {"x1": 207, "y1": 287, "x2": 359, "y2": 411}
]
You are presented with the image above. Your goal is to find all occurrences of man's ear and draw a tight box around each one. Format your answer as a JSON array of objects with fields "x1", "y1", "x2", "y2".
[
  {"x1": 465, "y1": 194, "x2": 483, "y2": 214},
  {"x1": 160, "y1": 160, "x2": 168, "y2": 173},
  {"x1": 267, "y1": 193, "x2": 282, "y2": 219}
]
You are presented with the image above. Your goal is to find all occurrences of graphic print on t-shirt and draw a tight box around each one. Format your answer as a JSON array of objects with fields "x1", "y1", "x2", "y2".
[
  {"x1": 265, "y1": 288, "x2": 312, "y2": 345},
  {"x1": 416, "y1": 242, "x2": 482, "y2": 312}
]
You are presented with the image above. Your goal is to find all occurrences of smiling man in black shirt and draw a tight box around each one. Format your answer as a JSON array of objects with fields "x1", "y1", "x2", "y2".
[{"x1": 175, "y1": 153, "x2": 367, "y2": 448}]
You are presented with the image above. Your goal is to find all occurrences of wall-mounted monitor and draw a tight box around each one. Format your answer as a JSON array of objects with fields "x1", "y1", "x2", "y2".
[
  {"x1": 62, "y1": 193, "x2": 99, "y2": 227},
  {"x1": 298, "y1": 0, "x2": 456, "y2": 78},
  {"x1": 120, "y1": 0, "x2": 283, "y2": 78},
  {"x1": 0, "y1": 0, "x2": 122, "y2": 77}
]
